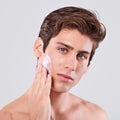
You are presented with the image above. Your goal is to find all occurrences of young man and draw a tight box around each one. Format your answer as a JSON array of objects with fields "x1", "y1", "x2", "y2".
[{"x1": 0, "y1": 6, "x2": 108, "y2": 120}]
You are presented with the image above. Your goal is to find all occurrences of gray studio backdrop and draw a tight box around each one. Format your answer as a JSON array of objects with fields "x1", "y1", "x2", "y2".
[{"x1": 0, "y1": 1, "x2": 119, "y2": 120}]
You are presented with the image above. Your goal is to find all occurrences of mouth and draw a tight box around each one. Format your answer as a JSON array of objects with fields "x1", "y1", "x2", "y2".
[{"x1": 57, "y1": 73, "x2": 73, "y2": 82}]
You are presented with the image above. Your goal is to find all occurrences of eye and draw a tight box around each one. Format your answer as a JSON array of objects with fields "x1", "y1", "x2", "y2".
[
  {"x1": 77, "y1": 53, "x2": 86, "y2": 60},
  {"x1": 58, "y1": 47, "x2": 68, "y2": 54}
]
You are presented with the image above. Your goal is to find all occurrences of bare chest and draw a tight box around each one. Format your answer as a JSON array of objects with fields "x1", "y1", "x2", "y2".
[{"x1": 51, "y1": 111, "x2": 84, "y2": 120}]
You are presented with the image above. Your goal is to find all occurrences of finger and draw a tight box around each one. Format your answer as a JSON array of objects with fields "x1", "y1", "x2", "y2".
[
  {"x1": 35, "y1": 54, "x2": 47, "y2": 87},
  {"x1": 27, "y1": 54, "x2": 48, "y2": 95},
  {"x1": 33, "y1": 54, "x2": 46, "y2": 90},
  {"x1": 28, "y1": 63, "x2": 43, "y2": 95},
  {"x1": 44, "y1": 74, "x2": 52, "y2": 95},
  {"x1": 46, "y1": 74, "x2": 52, "y2": 87},
  {"x1": 39, "y1": 65, "x2": 47, "y2": 88},
  {"x1": 33, "y1": 65, "x2": 48, "y2": 95},
  {"x1": 37, "y1": 54, "x2": 45, "y2": 70},
  {"x1": 34, "y1": 63, "x2": 42, "y2": 83}
]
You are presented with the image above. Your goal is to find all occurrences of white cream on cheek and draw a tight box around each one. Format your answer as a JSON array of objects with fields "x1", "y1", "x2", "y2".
[{"x1": 42, "y1": 54, "x2": 51, "y2": 73}]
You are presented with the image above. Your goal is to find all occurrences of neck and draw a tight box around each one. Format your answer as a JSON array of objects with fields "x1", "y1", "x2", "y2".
[{"x1": 50, "y1": 90, "x2": 69, "y2": 111}]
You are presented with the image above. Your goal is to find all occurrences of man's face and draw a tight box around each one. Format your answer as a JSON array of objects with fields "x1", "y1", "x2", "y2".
[{"x1": 45, "y1": 29, "x2": 93, "y2": 92}]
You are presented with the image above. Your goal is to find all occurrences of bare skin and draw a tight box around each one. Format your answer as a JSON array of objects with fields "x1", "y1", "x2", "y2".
[{"x1": 0, "y1": 29, "x2": 108, "y2": 120}]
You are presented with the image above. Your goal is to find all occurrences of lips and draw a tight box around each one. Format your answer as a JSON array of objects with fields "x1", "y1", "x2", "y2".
[{"x1": 57, "y1": 73, "x2": 73, "y2": 82}]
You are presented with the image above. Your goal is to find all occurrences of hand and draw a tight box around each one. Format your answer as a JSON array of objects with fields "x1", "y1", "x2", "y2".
[{"x1": 27, "y1": 57, "x2": 52, "y2": 120}]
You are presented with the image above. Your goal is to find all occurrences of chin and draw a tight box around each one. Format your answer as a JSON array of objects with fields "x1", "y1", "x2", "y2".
[
  {"x1": 51, "y1": 88, "x2": 69, "y2": 93},
  {"x1": 51, "y1": 83, "x2": 71, "y2": 93}
]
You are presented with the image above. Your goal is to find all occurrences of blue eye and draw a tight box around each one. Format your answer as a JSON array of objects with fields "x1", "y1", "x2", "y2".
[
  {"x1": 58, "y1": 47, "x2": 68, "y2": 54},
  {"x1": 77, "y1": 53, "x2": 86, "y2": 60}
]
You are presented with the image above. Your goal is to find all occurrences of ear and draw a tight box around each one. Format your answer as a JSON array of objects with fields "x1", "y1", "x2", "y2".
[{"x1": 33, "y1": 37, "x2": 44, "y2": 58}]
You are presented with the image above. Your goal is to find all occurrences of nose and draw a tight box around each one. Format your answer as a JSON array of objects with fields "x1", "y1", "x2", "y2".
[{"x1": 65, "y1": 55, "x2": 78, "y2": 71}]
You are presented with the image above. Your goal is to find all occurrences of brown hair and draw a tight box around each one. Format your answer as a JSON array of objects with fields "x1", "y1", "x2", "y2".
[{"x1": 38, "y1": 6, "x2": 106, "y2": 65}]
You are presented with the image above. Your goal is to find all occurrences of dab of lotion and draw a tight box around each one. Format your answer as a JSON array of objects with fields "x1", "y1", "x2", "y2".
[{"x1": 42, "y1": 54, "x2": 51, "y2": 73}]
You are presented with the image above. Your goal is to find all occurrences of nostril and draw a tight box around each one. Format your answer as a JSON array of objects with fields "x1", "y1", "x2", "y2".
[{"x1": 65, "y1": 61, "x2": 78, "y2": 71}]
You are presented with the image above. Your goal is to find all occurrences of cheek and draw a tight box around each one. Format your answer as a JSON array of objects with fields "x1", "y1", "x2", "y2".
[
  {"x1": 49, "y1": 54, "x2": 61, "y2": 74},
  {"x1": 75, "y1": 65, "x2": 88, "y2": 79},
  {"x1": 48, "y1": 50, "x2": 64, "y2": 71},
  {"x1": 72, "y1": 71, "x2": 85, "y2": 86},
  {"x1": 77, "y1": 61, "x2": 88, "y2": 73}
]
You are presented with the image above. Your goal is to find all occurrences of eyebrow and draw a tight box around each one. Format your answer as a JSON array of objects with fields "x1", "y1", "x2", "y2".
[{"x1": 56, "y1": 42, "x2": 91, "y2": 55}]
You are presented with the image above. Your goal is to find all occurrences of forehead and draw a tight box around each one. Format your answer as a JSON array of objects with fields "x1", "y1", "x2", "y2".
[{"x1": 48, "y1": 29, "x2": 93, "y2": 52}]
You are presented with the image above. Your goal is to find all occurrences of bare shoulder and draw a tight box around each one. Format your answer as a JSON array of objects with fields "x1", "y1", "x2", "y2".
[
  {"x1": 0, "y1": 94, "x2": 29, "y2": 120},
  {"x1": 69, "y1": 93, "x2": 108, "y2": 120},
  {"x1": 0, "y1": 110, "x2": 12, "y2": 120},
  {"x1": 82, "y1": 100, "x2": 108, "y2": 120},
  {"x1": 1, "y1": 94, "x2": 27, "y2": 112}
]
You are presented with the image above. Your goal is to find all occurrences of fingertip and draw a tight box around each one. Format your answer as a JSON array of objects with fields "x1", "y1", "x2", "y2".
[
  {"x1": 36, "y1": 62, "x2": 41, "y2": 71},
  {"x1": 48, "y1": 74, "x2": 51, "y2": 80},
  {"x1": 47, "y1": 74, "x2": 52, "y2": 86}
]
